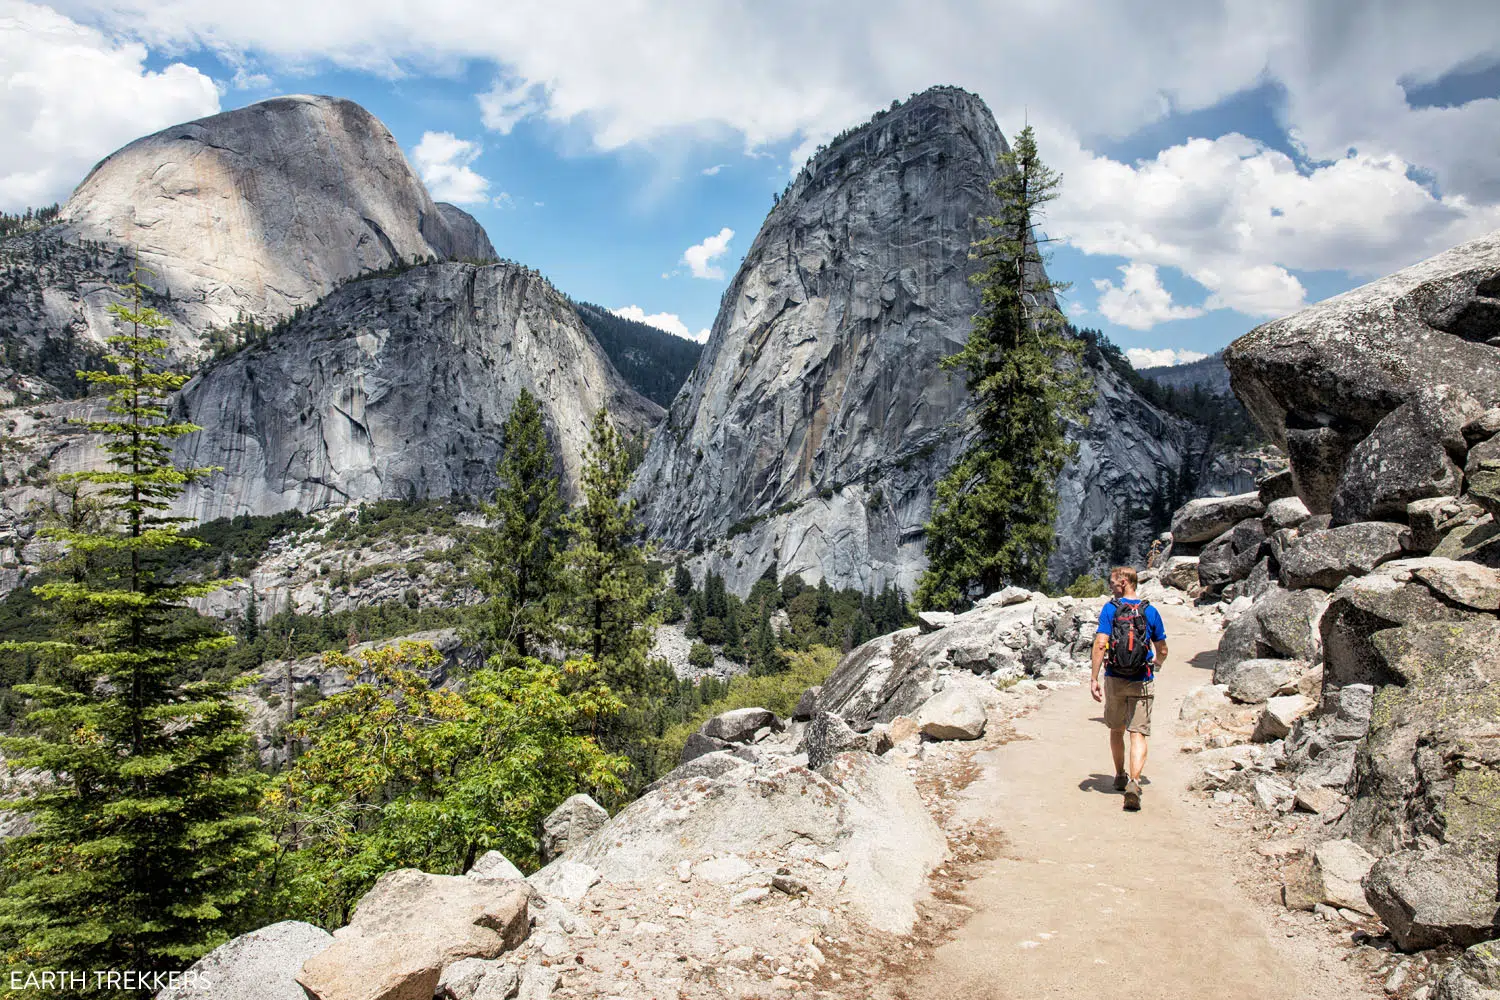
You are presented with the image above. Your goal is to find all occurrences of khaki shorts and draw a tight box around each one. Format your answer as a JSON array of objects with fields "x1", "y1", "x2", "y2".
[{"x1": 1104, "y1": 675, "x2": 1154, "y2": 735}]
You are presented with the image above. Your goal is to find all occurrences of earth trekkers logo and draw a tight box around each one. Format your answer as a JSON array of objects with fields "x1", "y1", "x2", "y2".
[{"x1": 8, "y1": 970, "x2": 213, "y2": 992}]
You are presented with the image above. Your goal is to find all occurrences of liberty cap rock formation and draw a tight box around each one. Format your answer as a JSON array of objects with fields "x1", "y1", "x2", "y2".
[{"x1": 631, "y1": 86, "x2": 1217, "y2": 595}]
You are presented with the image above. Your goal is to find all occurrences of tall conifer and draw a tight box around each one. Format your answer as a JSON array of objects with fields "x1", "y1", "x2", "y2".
[
  {"x1": 472, "y1": 389, "x2": 565, "y2": 664},
  {"x1": 916, "y1": 126, "x2": 1094, "y2": 610},
  {"x1": 559, "y1": 410, "x2": 663, "y2": 697},
  {"x1": 0, "y1": 269, "x2": 270, "y2": 989}
]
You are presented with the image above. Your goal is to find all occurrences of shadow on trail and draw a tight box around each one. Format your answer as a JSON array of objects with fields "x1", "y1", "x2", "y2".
[
  {"x1": 1078, "y1": 773, "x2": 1119, "y2": 794},
  {"x1": 1187, "y1": 647, "x2": 1216, "y2": 677}
]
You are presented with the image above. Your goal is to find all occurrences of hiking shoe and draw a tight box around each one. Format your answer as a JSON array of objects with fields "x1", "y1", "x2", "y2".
[
  {"x1": 1123, "y1": 780, "x2": 1142, "y2": 811},
  {"x1": 1113, "y1": 774, "x2": 1128, "y2": 792}
]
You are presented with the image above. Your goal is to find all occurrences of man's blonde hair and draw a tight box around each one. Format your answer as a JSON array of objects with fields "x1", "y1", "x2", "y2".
[{"x1": 1110, "y1": 566, "x2": 1138, "y2": 586}]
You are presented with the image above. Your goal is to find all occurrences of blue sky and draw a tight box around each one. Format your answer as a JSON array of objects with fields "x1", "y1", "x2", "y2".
[{"x1": 5, "y1": 0, "x2": 1499, "y2": 366}]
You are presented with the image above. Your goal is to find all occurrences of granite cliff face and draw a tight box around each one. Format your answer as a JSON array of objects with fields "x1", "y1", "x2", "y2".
[
  {"x1": 2, "y1": 95, "x2": 494, "y2": 376},
  {"x1": 631, "y1": 87, "x2": 1206, "y2": 595},
  {"x1": 160, "y1": 262, "x2": 659, "y2": 522}
]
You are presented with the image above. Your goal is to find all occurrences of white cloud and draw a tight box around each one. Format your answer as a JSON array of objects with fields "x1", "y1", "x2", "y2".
[
  {"x1": 410, "y1": 131, "x2": 489, "y2": 205},
  {"x1": 29, "y1": 0, "x2": 1500, "y2": 310},
  {"x1": 611, "y1": 305, "x2": 710, "y2": 343},
  {"x1": 0, "y1": 0, "x2": 219, "y2": 211},
  {"x1": 1051, "y1": 129, "x2": 1500, "y2": 321},
  {"x1": 1125, "y1": 347, "x2": 1209, "y2": 369},
  {"x1": 681, "y1": 227, "x2": 734, "y2": 280},
  {"x1": 1092, "y1": 262, "x2": 1206, "y2": 329},
  {"x1": 492, "y1": 192, "x2": 514, "y2": 208},
  {"x1": 701, "y1": 163, "x2": 725, "y2": 176},
  {"x1": 477, "y1": 77, "x2": 547, "y2": 134}
]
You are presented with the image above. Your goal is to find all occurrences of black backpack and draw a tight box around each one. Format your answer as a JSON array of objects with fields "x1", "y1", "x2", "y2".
[{"x1": 1108, "y1": 598, "x2": 1153, "y2": 681}]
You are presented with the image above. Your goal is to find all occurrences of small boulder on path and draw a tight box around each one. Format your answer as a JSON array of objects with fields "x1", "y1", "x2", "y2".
[
  {"x1": 916, "y1": 685, "x2": 987, "y2": 741},
  {"x1": 1312, "y1": 839, "x2": 1376, "y2": 915},
  {"x1": 1253, "y1": 695, "x2": 1316, "y2": 742}
]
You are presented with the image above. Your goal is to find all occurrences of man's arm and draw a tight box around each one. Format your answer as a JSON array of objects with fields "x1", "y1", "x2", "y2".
[
  {"x1": 1090, "y1": 633, "x2": 1108, "y2": 702},
  {"x1": 1152, "y1": 639, "x2": 1168, "y2": 668}
]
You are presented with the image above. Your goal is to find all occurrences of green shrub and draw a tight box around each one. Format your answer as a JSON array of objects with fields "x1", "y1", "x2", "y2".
[
  {"x1": 687, "y1": 641, "x2": 714, "y2": 671},
  {"x1": 656, "y1": 646, "x2": 838, "y2": 772},
  {"x1": 1064, "y1": 574, "x2": 1108, "y2": 598}
]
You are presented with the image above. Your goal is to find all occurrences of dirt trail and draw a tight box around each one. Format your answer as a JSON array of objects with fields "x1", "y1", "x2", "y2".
[{"x1": 904, "y1": 605, "x2": 1374, "y2": 1000}]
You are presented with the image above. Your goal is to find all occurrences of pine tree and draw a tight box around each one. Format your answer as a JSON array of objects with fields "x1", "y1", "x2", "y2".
[
  {"x1": 471, "y1": 390, "x2": 565, "y2": 664},
  {"x1": 916, "y1": 126, "x2": 1094, "y2": 611},
  {"x1": 0, "y1": 268, "x2": 271, "y2": 987},
  {"x1": 559, "y1": 410, "x2": 663, "y2": 698},
  {"x1": 242, "y1": 589, "x2": 260, "y2": 644},
  {"x1": 672, "y1": 560, "x2": 693, "y2": 598}
]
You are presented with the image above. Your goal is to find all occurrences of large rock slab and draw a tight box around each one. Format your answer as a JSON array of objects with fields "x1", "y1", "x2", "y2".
[
  {"x1": 1216, "y1": 586, "x2": 1328, "y2": 677},
  {"x1": 1364, "y1": 843, "x2": 1500, "y2": 951},
  {"x1": 805, "y1": 711, "x2": 889, "y2": 770},
  {"x1": 1225, "y1": 228, "x2": 1500, "y2": 513},
  {"x1": 565, "y1": 753, "x2": 946, "y2": 934},
  {"x1": 1218, "y1": 658, "x2": 1310, "y2": 704},
  {"x1": 297, "y1": 869, "x2": 530, "y2": 1000},
  {"x1": 1171, "y1": 493, "x2": 1266, "y2": 547},
  {"x1": 1349, "y1": 618, "x2": 1500, "y2": 852},
  {"x1": 540, "y1": 795, "x2": 609, "y2": 864},
  {"x1": 1159, "y1": 555, "x2": 1201, "y2": 591},
  {"x1": 1331, "y1": 391, "x2": 1475, "y2": 525},
  {"x1": 1198, "y1": 518, "x2": 1268, "y2": 590},
  {"x1": 1253, "y1": 695, "x2": 1316, "y2": 742},
  {"x1": 157, "y1": 921, "x2": 331, "y2": 1000},
  {"x1": 1320, "y1": 566, "x2": 1473, "y2": 691},
  {"x1": 1413, "y1": 559, "x2": 1500, "y2": 611},
  {"x1": 1278, "y1": 522, "x2": 1412, "y2": 590}
]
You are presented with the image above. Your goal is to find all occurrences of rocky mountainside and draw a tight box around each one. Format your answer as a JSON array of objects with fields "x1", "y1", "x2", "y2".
[
  {"x1": 0, "y1": 95, "x2": 494, "y2": 384},
  {"x1": 161, "y1": 261, "x2": 660, "y2": 521},
  {"x1": 631, "y1": 86, "x2": 1220, "y2": 596}
]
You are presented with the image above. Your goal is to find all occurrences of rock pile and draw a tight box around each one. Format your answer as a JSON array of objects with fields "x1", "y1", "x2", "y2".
[{"x1": 1176, "y1": 230, "x2": 1500, "y2": 974}]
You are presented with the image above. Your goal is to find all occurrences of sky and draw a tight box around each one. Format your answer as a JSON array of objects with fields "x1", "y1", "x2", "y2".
[{"x1": 3, "y1": 1, "x2": 1499, "y2": 367}]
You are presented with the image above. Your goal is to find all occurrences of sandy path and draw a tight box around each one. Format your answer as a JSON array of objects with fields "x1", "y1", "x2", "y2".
[{"x1": 903, "y1": 605, "x2": 1372, "y2": 1000}]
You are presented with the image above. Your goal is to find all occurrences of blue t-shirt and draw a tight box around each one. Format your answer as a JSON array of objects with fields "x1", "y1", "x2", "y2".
[{"x1": 1097, "y1": 598, "x2": 1166, "y2": 679}]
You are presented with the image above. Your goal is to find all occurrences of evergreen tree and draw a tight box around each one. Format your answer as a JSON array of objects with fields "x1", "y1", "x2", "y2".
[
  {"x1": 672, "y1": 560, "x2": 693, "y2": 598},
  {"x1": 559, "y1": 410, "x2": 664, "y2": 699},
  {"x1": 241, "y1": 589, "x2": 260, "y2": 644},
  {"x1": 471, "y1": 390, "x2": 565, "y2": 664},
  {"x1": 0, "y1": 268, "x2": 271, "y2": 988},
  {"x1": 916, "y1": 126, "x2": 1094, "y2": 611}
]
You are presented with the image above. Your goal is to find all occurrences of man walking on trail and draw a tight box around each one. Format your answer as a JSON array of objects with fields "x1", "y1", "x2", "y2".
[{"x1": 1090, "y1": 566, "x2": 1168, "y2": 811}]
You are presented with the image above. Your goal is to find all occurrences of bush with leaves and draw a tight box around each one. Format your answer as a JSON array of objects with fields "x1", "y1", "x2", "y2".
[{"x1": 264, "y1": 640, "x2": 626, "y2": 928}]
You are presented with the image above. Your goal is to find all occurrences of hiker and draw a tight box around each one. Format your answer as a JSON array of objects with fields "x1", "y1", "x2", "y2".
[
  {"x1": 1146, "y1": 538, "x2": 1163, "y2": 569},
  {"x1": 1089, "y1": 566, "x2": 1168, "y2": 811}
]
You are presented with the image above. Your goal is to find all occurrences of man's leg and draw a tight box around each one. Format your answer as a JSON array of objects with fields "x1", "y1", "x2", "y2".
[
  {"x1": 1128, "y1": 731, "x2": 1148, "y2": 781},
  {"x1": 1110, "y1": 728, "x2": 1127, "y2": 789}
]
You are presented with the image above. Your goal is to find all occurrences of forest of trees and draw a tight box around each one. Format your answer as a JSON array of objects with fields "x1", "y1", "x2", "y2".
[
  {"x1": 0, "y1": 204, "x2": 60, "y2": 239},
  {"x1": 571, "y1": 300, "x2": 704, "y2": 407}
]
